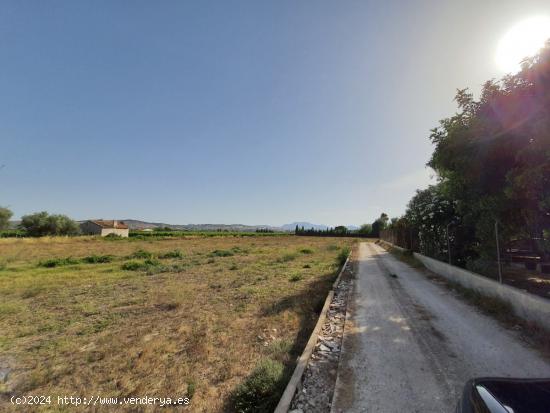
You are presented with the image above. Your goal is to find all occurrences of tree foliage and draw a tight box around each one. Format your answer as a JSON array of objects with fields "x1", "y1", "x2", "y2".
[
  {"x1": 0, "y1": 206, "x2": 13, "y2": 231},
  {"x1": 384, "y1": 41, "x2": 550, "y2": 269},
  {"x1": 20, "y1": 211, "x2": 80, "y2": 237}
]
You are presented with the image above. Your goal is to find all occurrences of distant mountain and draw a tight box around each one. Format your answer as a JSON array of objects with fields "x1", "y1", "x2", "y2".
[
  {"x1": 119, "y1": 219, "x2": 282, "y2": 232},
  {"x1": 281, "y1": 222, "x2": 329, "y2": 231}
]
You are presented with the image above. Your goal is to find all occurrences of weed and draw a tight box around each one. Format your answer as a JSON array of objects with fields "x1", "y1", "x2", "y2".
[
  {"x1": 210, "y1": 249, "x2": 234, "y2": 257},
  {"x1": 289, "y1": 273, "x2": 303, "y2": 282},
  {"x1": 38, "y1": 257, "x2": 79, "y2": 268},
  {"x1": 121, "y1": 261, "x2": 141, "y2": 271},
  {"x1": 82, "y1": 255, "x2": 114, "y2": 264},
  {"x1": 233, "y1": 358, "x2": 285, "y2": 413},
  {"x1": 159, "y1": 249, "x2": 184, "y2": 259},
  {"x1": 229, "y1": 264, "x2": 238, "y2": 271},
  {"x1": 299, "y1": 248, "x2": 314, "y2": 254},
  {"x1": 266, "y1": 340, "x2": 293, "y2": 360},
  {"x1": 336, "y1": 246, "x2": 351, "y2": 266},
  {"x1": 129, "y1": 249, "x2": 154, "y2": 259},
  {"x1": 187, "y1": 380, "x2": 196, "y2": 399},
  {"x1": 303, "y1": 264, "x2": 311, "y2": 269}
]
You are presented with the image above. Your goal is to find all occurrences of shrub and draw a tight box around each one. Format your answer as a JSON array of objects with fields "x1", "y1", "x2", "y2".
[
  {"x1": 299, "y1": 248, "x2": 314, "y2": 254},
  {"x1": 129, "y1": 249, "x2": 154, "y2": 259},
  {"x1": 121, "y1": 259, "x2": 166, "y2": 274},
  {"x1": 336, "y1": 246, "x2": 351, "y2": 266},
  {"x1": 38, "y1": 257, "x2": 79, "y2": 268},
  {"x1": 303, "y1": 264, "x2": 311, "y2": 269},
  {"x1": 159, "y1": 249, "x2": 184, "y2": 259},
  {"x1": 121, "y1": 261, "x2": 143, "y2": 271},
  {"x1": 144, "y1": 258, "x2": 160, "y2": 267},
  {"x1": 82, "y1": 255, "x2": 113, "y2": 264},
  {"x1": 20, "y1": 211, "x2": 80, "y2": 237},
  {"x1": 289, "y1": 274, "x2": 303, "y2": 282},
  {"x1": 233, "y1": 358, "x2": 285, "y2": 413},
  {"x1": 0, "y1": 207, "x2": 13, "y2": 231}
]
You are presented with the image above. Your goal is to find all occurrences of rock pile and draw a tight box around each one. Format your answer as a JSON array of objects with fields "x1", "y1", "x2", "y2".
[{"x1": 289, "y1": 268, "x2": 353, "y2": 413}]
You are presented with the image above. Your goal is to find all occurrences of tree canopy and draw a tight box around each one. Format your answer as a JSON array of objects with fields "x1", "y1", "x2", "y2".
[
  {"x1": 0, "y1": 207, "x2": 12, "y2": 230},
  {"x1": 20, "y1": 211, "x2": 80, "y2": 237},
  {"x1": 386, "y1": 41, "x2": 550, "y2": 269}
]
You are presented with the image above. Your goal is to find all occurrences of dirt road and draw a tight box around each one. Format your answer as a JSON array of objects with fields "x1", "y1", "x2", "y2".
[{"x1": 331, "y1": 242, "x2": 550, "y2": 413}]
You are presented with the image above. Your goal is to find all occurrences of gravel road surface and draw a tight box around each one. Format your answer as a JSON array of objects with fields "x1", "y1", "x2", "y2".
[{"x1": 331, "y1": 242, "x2": 550, "y2": 413}]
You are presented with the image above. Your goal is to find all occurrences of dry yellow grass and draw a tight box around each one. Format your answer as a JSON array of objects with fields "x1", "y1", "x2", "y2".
[{"x1": 0, "y1": 235, "x2": 353, "y2": 412}]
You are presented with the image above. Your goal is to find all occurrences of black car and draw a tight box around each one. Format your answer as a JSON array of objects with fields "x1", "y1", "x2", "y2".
[{"x1": 457, "y1": 378, "x2": 550, "y2": 413}]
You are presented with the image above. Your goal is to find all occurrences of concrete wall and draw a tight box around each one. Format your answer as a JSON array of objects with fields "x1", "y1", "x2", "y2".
[
  {"x1": 413, "y1": 252, "x2": 550, "y2": 332},
  {"x1": 101, "y1": 228, "x2": 129, "y2": 237}
]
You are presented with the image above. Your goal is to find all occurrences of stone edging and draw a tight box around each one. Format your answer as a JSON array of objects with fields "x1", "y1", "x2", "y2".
[{"x1": 273, "y1": 254, "x2": 351, "y2": 413}]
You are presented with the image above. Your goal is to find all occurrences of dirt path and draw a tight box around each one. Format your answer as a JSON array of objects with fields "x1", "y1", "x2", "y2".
[{"x1": 331, "y1": 242, "x2": 550, "y2": 413}]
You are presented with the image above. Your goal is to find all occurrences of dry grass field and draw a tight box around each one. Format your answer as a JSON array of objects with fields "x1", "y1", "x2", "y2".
[{"x1": 0, "y1": 235, "x2": 353, "y2": 412}]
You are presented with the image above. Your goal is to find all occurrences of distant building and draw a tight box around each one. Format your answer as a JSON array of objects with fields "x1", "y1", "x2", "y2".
[{"x1": 80, "y1": 220, "x2": 129, "y2": 237}]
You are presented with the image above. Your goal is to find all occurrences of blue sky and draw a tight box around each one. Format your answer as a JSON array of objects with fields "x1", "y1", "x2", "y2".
[{"x1": 2, "y1": 0, "x2": 549, "y2": 226}]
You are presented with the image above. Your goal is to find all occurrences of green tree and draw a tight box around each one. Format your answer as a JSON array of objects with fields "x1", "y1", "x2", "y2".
[
  {"x1": 371, "y1": 213, "x2": 389, "y2": 237},
  {"x1": 427, "y1": 40, "x2": 550, "y2": 266},
  {"x1": 358, "y1": 223, "x2": 372, "y2": 235},
  {"x1": 0, "y1": 207, "x2": 12, "y2": 230},
  {"x1": 20, "y1": 211, "x2": 80, "y2": 237}
]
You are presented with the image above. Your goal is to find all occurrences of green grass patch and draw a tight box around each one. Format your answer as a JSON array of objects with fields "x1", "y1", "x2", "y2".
[
  {"x1": 233, "y1": 358, "x2": 286, "y2": 413},
  {"x1": 159, "y1": 249, "x2": 184, "y2": 259},
  {"x1": 82, "y1": 255, "x2": 114, "y2": 264},
  {"x1": 129, "y1": 249, "x2": 155, "y2": 259},
  {"x1": 336, "y1": 246, "x2": 351, "y2": 266},
  {"x1": 288, "y1": 273, "x2": 303, "y2": 282},
  {"x1": 38, "y1": 257, "x2": 79, "y2": 268}
]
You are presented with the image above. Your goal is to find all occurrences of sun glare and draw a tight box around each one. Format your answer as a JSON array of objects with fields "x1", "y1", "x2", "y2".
[{"x1": 496, "y1": 16, "x2": 550, "y2": 74}]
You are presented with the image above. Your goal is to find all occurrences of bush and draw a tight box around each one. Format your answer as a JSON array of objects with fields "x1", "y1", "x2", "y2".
[
  {"x1": 20, "y1": 211, "x2": 80, "y2": 237},
  {"x1": 336, "y1": 246, "x2": 351, "y2": 266},
  {"x1": 299, "y1": 248, "x2": 314, "y2": 254},
  {"x1": 289, "y1": 273, "x2": 303, "y2": 282},
  {"x1": 0, "y1": 207, "x2": 13, "y2": 231},
  {"x1": 121, "y1": 259, "x2": 164, "y2": 274},
  {"x1": 159, "y1": 249, "x2": 184, "y2": 259},
  {"x1": 82, "y1": 255, "x2": 113, "y2": 264},
  {"x1": 38, "y1": 257, "x2": 79, "y2": 268},
  {"x1": 233, "y1": 359, "x2": 285, "y2": 413},
  {"x1": 121, "y1": 261, "x2": 143, "y2": 271},
  {"x1": 129, "y1": 249, "x2": 154, "y2": 259}
]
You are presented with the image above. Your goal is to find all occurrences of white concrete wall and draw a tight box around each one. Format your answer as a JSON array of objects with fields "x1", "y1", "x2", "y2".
[
  {"x1": 100, "y1": 228, "x2": 129, "y2": 237},
  {"x1": 413, "y1": 252, "x2": 550, "y2": 332}
]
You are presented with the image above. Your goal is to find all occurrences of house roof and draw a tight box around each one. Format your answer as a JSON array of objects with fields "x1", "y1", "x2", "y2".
[{"x1": 90, "y1": 220, "x2": 129, "y2": 229}]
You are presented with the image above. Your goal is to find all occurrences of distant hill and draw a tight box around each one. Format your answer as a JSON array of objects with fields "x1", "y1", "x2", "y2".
[
  {"x1": 119, "y1": 219, "x2": 283, "y2": 232},
  {"x1": 280, "y1": 222, "x2": 329, "y2": 231}
]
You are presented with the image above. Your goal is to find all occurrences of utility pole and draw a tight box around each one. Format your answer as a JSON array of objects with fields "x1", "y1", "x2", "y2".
[{"x1": 495, "y1": 220, "x2": 502, "y2": 283}]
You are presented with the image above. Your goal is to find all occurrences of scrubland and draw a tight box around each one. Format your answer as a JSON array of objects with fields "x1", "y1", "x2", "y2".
[{"x1": 0, "y1": 235, "x2": 352, "y2": 412}]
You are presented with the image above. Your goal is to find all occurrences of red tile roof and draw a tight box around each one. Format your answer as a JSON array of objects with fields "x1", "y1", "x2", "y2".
[{"x1": 91, "y1": 220, "x2": 129, "y2": 229}]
